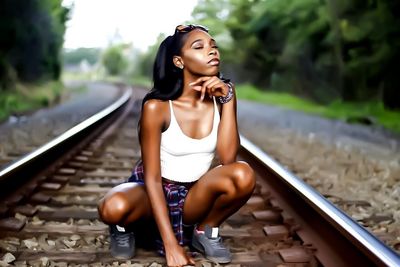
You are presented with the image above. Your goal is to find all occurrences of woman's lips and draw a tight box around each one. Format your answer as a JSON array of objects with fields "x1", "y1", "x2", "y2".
[{"x1": 208, "y1": 58, "x2": 220, "y2": 66}]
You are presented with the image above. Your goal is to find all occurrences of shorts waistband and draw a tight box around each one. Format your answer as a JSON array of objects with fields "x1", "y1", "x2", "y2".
[{"x1": 162, "y1": 177, "x2": 196, "y2": 188}]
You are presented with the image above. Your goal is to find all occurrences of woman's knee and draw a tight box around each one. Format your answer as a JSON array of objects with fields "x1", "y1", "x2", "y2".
[
  {"x1": 98, "y1": 192, "x2": 131, "y2": 224},
  {"x1": 231, "y1": 161, "x2": 256, "y2": 194}
]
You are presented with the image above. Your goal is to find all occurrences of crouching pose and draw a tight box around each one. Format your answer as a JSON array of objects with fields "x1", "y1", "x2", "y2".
[{"x1": 98, "y1": 24, "x2": 255, "y2": 267}]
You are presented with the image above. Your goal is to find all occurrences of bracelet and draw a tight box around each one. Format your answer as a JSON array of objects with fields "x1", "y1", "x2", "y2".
[{"x1": 217, "y1": 82, "x2": 234, "y2": 104}]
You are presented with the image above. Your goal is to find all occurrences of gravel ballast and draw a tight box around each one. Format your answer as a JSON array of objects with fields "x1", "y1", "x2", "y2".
[{"x1": 0, "y1": 84, "x2": 399, "y2": 253}]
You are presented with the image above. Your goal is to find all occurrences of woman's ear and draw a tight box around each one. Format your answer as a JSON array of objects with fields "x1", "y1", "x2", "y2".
[{"x1": 173, "y1": 56, "x2": 184, "y2": 69}]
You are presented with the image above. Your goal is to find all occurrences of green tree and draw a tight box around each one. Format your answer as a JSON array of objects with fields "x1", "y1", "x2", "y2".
[
  {"x1": 134, "y1": 34, "x2": 167, "y2": 79},
  {"x1": 339, "y1": 0, "x2": 400, "y2": 105},
  {"x1": 192, "y1": 0, "x2": 256, "y2": 82},
  {"x1": 0, "y1": 0, "x2": 70, "y2": 88},
  {"x1": 192, "y1": 0, "x2": 400, "y2": 108},
  {"x1": 101, "y1": 45, "x2": 128, "y2": 76},
  {"x1": 63, "y1": 48, "x2": 101, "y2": 66}
]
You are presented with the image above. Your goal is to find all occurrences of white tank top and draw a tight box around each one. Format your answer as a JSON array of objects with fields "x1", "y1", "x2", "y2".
[{"x1": 160, "y1": 97, "x2": 220, "y2": 182}]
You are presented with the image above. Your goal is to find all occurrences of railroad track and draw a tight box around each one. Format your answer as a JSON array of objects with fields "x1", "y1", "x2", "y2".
[
  {"x1": 0, "y1": 82, "x2": 126, "y2": 170},
  {"x1": 0, "y1": 86, "x2": 399, "y2": 267}
]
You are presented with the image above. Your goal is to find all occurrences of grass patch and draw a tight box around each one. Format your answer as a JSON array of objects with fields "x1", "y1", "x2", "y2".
[
  {"x1": 0, "y1": 81, "x2": 63, "y2": 122},
  {"x1": 236, "y1": 83, "x2": 400, "y2": 134},
  {"x1": 129, "y1": 76, "x2": 152, "y2": 89},
  {"x1": 62, "y1": 70, "x2": 153, "y2": 90},
  {"x1": 62, "y1": 71, "x2": 97, "y2": 81}
]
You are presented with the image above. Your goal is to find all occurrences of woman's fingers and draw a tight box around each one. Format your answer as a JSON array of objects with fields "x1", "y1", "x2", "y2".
[
  {"x1": 190, "y1": 84, "x2": 207, "y2": 101},
  {"x1": 207, "y1": 80, "x2": 224, "y2": 97},
  {"x1": 188, "y1": 255, "x2": 196, "y2": 265},
  {"x1": 166, "y1": 244, "x2": 195, "y2": 267},
  {"x1": 189, "y1": 76, "x2": 210, "y2": 87},
  {"x1": 191, "y1": 85, "x2": 202, "y2": 91},
  {"x1": 189, "y1": 76, "x2": 227, "y2": 100},
  {"x1": 199, "y1": 77, "x2": 215, "y2": 101},
  {"x1": 200, "y1": 84, "x2": 207, "y2": 101},
  {"x1": 189, "y1": 77, "x2": 210, "y2": 101},
  {"x1": 202, "y1": 78, "x2": 226, "y2": 98},
  {"x1": 200, "y1": 77, "x2": 220, "y2": 99}
]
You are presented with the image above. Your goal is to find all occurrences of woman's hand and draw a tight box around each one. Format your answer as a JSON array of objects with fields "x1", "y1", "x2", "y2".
[
  {"x1": 165, "y1": 243, "x2": 195, "y2": 267},
  {"x1": 189, "y1": 76, "x2": 230, "y2": 101}
]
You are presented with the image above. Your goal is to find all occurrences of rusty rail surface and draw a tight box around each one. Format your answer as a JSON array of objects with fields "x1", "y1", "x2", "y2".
[{"x1": 0, "y1": 86, "x2": 398, "y2": 266}]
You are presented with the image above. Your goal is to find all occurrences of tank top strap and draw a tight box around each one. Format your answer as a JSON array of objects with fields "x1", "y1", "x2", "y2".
[
  {"x1": 212, "y1": 96, "x2": 220, "y2": 122},
  {"x1": 168, "y1": 100, "x2": 177, "y2": 125}
]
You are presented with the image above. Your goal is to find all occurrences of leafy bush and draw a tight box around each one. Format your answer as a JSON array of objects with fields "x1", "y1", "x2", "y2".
[{"x1": 101, "y1": 45, "x2": 128, "y2": 76}]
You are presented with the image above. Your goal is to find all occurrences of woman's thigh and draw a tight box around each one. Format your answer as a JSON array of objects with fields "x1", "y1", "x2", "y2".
[{"x1": 183, "y1": 161, "x2": 254, "y2": 224}]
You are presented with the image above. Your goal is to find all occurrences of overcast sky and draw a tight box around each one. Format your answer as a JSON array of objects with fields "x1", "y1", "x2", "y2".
[{"x1": 62, "y1": 0, "x2": 199, "y2": 51}]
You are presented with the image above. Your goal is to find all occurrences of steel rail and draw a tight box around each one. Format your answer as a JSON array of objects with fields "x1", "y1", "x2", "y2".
[
  {"x1": 240, "y1": 134, "x2": 400, "y2": 267},
  {"x1": 0, "y1": 88, "x2": 132, "y2": 198},
  {"x1": 1, "y1": 86, "x2": 398, "y2": 265}
]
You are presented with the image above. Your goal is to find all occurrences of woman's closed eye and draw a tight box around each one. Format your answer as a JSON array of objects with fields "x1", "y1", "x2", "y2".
[{"x1": 193, "y1": 45, "x2": 218, "y2": 50}]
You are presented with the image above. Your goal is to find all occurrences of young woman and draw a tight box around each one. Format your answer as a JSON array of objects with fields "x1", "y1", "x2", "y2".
[{"x1": 98, "y1": 24, "x2": 256, "y2": 267}]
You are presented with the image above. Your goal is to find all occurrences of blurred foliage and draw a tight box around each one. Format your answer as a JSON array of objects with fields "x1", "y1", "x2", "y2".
[
  {"x1": 63, "y1": 48, "x2": 101, "y2": 65},
  {"x1": 0, "y1": 0, "x2": 70, "y2": 90},
  {"x1": 0, "y1": 81, "x2": 63, "y2": 121},
  {"x1": 190, "y1": 0, "x2": 400, "y2": 110},
  {"x1": 101, "y1": 45, "x2": 128, "y2": 76},
  {"x1": 131, "y1": 34, "x2": 166, "y2": 81},
  {"x1": 236, "y1": 83, "x2": 400, "y2": 133}
]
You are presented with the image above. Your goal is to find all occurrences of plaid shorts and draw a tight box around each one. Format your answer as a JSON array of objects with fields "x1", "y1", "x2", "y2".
[{"x1": 128, "y1": 160, "x2": 195, "y2": 255}]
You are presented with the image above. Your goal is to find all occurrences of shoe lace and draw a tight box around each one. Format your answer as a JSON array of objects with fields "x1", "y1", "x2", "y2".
[{"x1": 114, "y1": 232, "x2": 132, "y2": 248}]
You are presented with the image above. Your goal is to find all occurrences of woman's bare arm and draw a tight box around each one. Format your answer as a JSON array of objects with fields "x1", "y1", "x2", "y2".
[
  {"x1": 216, "y1": 82, "x2": 239, "y2": 164},
  {"x1": 140, "y1": 100, "x2": 194, "y2": 266},
  {"x1": 139, "y1": 100, "x2": 178, "y2": 248}
]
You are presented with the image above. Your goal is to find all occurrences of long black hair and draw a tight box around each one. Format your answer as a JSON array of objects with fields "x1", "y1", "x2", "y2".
[
  {"x1": 141, "y1": 28, "x2": 193, "y2": 106},
  {"x1": 141, "y1": 25, "x2": 229, "y2": 106}
]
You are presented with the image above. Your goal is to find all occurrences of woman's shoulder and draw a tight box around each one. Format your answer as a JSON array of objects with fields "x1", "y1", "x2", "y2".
[
  {"x1": 142, "y1": 99, "x2": 169, "y2": 113},
  {"x1": 141, "y1": 99, "x2": 171, "y2": 132},
  {"x1": 141, "y1": 99, "x2": 170, "y2": 128}
]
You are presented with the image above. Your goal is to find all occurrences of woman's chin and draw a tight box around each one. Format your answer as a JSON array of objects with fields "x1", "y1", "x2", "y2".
[
  {"x1": 192, "y1": 67, "x2": 219, "y2": 77},
  {"x1": 204, "y1": 68, "x2": 219, "y2": 76}
]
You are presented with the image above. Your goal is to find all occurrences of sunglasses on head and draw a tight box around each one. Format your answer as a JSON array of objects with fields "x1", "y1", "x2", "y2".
[{"x1": 175, "y1": 24, "x2": 209, "y2": 33}]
